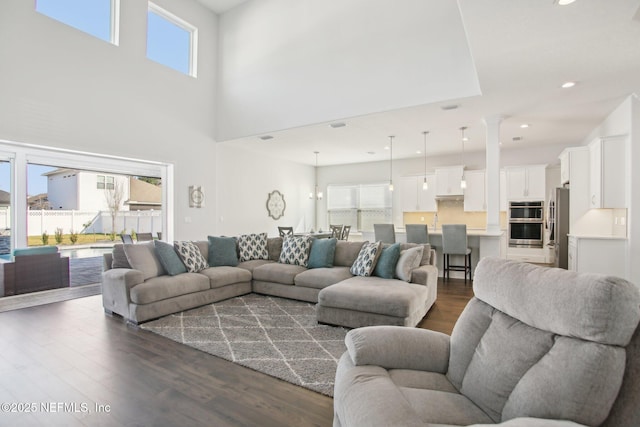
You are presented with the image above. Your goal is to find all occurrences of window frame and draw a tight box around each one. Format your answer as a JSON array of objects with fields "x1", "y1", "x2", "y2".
[
  {"x1": 35, "y1": 0, "x2": 121, "y2": 46},
  {"x1": 147, "y1": 2, "x2": 198, "y2": 77}
]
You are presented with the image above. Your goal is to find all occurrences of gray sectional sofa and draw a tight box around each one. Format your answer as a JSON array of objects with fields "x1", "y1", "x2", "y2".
[{"x1": 101, "y1": 237, "x2": 438, "y2": 327}]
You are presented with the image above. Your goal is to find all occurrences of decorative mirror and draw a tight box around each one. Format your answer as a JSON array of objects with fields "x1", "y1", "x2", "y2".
[{"x1": 266, "y1": 190, "x2": 286, "y2": 220}]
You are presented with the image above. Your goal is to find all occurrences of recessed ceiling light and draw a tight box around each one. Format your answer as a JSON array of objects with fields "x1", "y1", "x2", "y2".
[
  {"x1": 384, "y1": 146, "x2": 390, "y2": 150},
  {"x1": 520, "y1": 124, "x2": 529, "y2": 128},
  {"x1": 561, "y1": 81, "x2": 576, "y2": 88},
  {"x1": 416, "y1": 150, "x2": 422, "y2": 154},
  {"x1": 557, "y1": 0, "x2": 576, "y2": 5},
  {"x1": 330, "y1": 122, "x2": 346, "y2": 128},
  {"x1": 259, "y1": 135, "x2": 274, "y2": 140},
  {"x1": 441, "y1": 104, "x2": 459, "y2": 111}
]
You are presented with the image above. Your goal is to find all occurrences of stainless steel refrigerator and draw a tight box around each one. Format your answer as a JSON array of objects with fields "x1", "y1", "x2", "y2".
[{"x1": 551, "y1": 187, "x2": 570, "y2": 269}]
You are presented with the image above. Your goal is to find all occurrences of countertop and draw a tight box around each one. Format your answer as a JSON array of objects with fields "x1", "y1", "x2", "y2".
[
  {"x1": 567, "y1": 234, "x2": 627, "y2": 240},
  {"x1": 364, "y1": 228, "x2": 504, "y2": 237}
]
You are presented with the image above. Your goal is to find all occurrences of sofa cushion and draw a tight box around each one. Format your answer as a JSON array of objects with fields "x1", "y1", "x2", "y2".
[
  {"x1": 252, "y1": 262, "x2": 307, "y2": 285},
  {"x1": 129, "y1": 272, "x2": 210, "y2": 305},
  {"x1": 334, "y1": 241, "x2": 365, "y2": 267},
  {"x1": 112, "y1": 243, "x2": 131, "y2": 269},
  {"x1": 318, "y1": 276, "x2": 428, "y2": 318},
  {"x1": 154, "y1": 240, "x2": 187, "y2": 276},
  {"x1": 13, "y1": 246, "x2": 58, "y2": 256},
  {"x1": 395, "y1": 245, "x2": 424, "y2": 282},
  {"x1": 174, "y1": 241, "x2": 209, "y2": 273},
  {"x1": 279, "y1": 235, "x2": 312, "y2": 266},
  {"x1": 237, "y1": 233, "x2": 269, "y2": 262},
  {"x1": 123, "y1": 241, "x2": 165, "y2": 280},
  {"x1": 207, "y1": 236, "x2": 239, "y2": 267},
  {"x1": 307, "y1": 238, "x2": 337, "y2": 269},
  {"x1": 237, "y1": 259, "x2": 274, "y2": 272},
  {"x1": 199, "y1": 266, "x2": 252, "y2": 289},
  {"x1": 294, "y1": 266, "x2": 353, "y2": 290},
  {"x1": 374, "y1": 243, "x2": 401, "y2": 279},
  {"x1": 350, "y1": 241, "x2": 383, "y2": 277},
  {"x1": 194, "y1": 240, "x2": 209, "y2": 262},
  {"x1": 267, "y1": 237, "x2": 283, "y2": 261},
  {"x1": 400, "y1": 242, "x2": 432, "y2": 266}
]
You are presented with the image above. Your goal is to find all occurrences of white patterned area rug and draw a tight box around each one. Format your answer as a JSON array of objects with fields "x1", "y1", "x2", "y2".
[{"x1": 140, "y1": 293, "x2": 348, "y2": 396}]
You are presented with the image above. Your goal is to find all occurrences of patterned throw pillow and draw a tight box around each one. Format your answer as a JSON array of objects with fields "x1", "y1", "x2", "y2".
[
  {"x1": 350, "y1": 241, "x2": 383, "y2": 277},
  {"x1": 279, "y1": 235, "x2": 312, "y2": 267},
  {"x1": 237, "y1": 233, "x2": 269, "y2": 262},
  {"x1": 174, "y1": 241, "x2": 209, "y2": 272}
]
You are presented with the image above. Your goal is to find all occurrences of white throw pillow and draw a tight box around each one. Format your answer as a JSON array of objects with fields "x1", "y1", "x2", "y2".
[
  {"x1": 395, "y1": 245, "x2": 424, "y2": 282},
  {"x1": 350, "y1": 241, "x2": 383, "y2": 277},
  {"x1": 174, "y1": 241, "x2": 209, "y2": 272},
  {"x1": 279, "y1": 235, "x2": 312, "y2": 267},
  {"x1": 237, "y1": 233, "x2": 269, "y2": 262}
]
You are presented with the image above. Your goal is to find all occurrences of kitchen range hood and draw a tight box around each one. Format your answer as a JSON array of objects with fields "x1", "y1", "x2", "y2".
[{"x1": 435, "y1": 194, "x2": 464, "y2": 201}]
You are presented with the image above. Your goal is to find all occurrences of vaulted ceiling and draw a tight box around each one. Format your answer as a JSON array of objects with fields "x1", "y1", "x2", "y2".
[{"x1": 201, "y1": 0, "x2": 640, "y2": 166}]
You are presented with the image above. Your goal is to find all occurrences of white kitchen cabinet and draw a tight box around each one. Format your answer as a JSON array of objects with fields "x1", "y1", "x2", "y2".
[
  {"x1": 399, "y1": 175, "x2": 436, "y2": 212},
  {"x1": 500, "y1": 170, "x2": 507, "y2": 211},
  {"x1": 558, "y1": 147, "x2": 589, "y2": 234},
  {"x1": 505, "y1": 165, "x2": 546, "y2": 201},
  {"x1": 435, "y1": 166, "x2": 464, "y2": 197},
  {"x1": 559, "y1": 150, "x2": 570, "y2": 185},
  {"x1": 464, "y1": 170, "x2": 486, "y2": 211},
  {"x1": 568, "y1": 235, "x2": 627, "y2": 279},
  {"x1": 589, "y1": 136, "x2": 626, "y2": 209}
]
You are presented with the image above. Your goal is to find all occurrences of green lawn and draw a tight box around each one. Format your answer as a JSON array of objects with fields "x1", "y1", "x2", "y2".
[{"x1": 28, "y1": 233, "x2": 116, "y2": 246}]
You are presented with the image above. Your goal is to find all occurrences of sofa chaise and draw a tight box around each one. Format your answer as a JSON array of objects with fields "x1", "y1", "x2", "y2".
[
  {"x1": 333, "y1": 257, "x2": 640, "y2": 427},
  {"x1": 102, "y1": 235, "x2": 438, "y2": 327}
]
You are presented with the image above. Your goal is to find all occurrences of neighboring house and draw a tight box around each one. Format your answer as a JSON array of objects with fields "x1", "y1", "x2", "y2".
[
  {"x1": 127, "y1": 178, "x2": 161, "y2": 211},
  {"x1": 27, "y1": 193, "x2": 49, "y2": 210},
  {"x1": 0, "y1": 189, "x2": 9, "y2": 208},
  {"x1": 43, "y1": 169, "x2": 130, "y2": 211}
]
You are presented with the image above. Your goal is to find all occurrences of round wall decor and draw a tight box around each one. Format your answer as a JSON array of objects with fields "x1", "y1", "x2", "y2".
[{"x1": 266, "y1": 190, "x2": 286, "y2": 220}]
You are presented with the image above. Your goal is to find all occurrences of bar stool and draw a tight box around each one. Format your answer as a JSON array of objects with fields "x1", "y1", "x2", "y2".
[
  {"x1": 373, "y1": 224, "x2": 396, "y2": 243},
  {"x1": 441, "y1": 224, "x2": 472, "y2": 282},
  {"x1": 405, "y1": 224, "x2": 429, "y2": 244},
  {"x1": 278, "y1": 227, "x2": 294, "y2": 238}
]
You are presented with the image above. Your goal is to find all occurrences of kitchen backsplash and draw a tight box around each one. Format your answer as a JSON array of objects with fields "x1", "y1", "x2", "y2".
[{"x1": 403, "y1": 199, "x2": 507, "y2": 229}]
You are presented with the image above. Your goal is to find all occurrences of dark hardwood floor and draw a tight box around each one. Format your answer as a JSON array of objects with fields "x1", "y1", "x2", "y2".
[{"x1": 0, "y1": 278, "x2": 473, "y2": 426}]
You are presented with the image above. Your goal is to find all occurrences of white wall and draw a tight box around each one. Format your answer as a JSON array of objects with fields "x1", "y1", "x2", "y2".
[
  {"x1": 0, "y1": 0, "x2": 218, "y2": 241},
  {"x1": 216, "y1": 0, "x2": 480, "y2": 141},
  {"x1": 215, "y1": 143, "x2": 315, "y2": 237}
]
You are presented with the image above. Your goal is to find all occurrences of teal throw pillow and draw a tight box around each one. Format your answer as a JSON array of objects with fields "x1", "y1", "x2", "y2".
[
  {"x1": 208, "y1": 236, "x2": 239, "y2": 267},
  {"x1": 307, "y1": 238, "x2": 337, "y2": 269},
  {"x1": 154, "y1": 240, "x2": 187, "y2": 276},
  {"x1": 373, "y1": 243, "x2": 401, "y2": 279}
]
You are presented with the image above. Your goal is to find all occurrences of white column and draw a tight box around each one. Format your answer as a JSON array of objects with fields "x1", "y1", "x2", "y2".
[{"x1": 483, "y1": 115, "x2": 503, "y2": 234}]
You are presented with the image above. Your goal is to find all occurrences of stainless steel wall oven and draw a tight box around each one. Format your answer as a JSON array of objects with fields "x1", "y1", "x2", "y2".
[{"x1": 509, "y1": 201, "x2": 544, "y2": 248}]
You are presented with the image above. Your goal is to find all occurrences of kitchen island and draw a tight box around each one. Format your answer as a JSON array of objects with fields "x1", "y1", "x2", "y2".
[{"x1": 361, "y1": 228, "x2": 506, "y2": 279}]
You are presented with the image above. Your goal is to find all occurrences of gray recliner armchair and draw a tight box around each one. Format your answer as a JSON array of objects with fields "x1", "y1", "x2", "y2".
[{"x1": 333, "y1": 257, "x2": 640, "y2": 427}]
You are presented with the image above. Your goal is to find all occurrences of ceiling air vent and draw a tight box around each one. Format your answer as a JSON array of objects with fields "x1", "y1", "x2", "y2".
[
  {"x1": 259, "y1": 135, "x2": 274, "y2": 141},
  {"x1": 441, "y1": 104, "x2": 459, "y2": 111}
]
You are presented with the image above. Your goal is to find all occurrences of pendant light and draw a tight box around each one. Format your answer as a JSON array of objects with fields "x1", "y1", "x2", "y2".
[
  {"x1": 309, "y1": 151, "x2": 323, "y2": 200},
  {"x1": 388, "y1": 136, "x2": 395, "y2": 191},
  {"x1": 422, "y1": 131, "x2": 429, "y2": 190},
  {"x1": 460, "y1": 126, "x2": 467, "y2": 189}
]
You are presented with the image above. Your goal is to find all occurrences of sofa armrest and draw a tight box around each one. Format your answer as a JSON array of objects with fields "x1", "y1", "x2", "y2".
[
  {"x1": 410, "y1": 263, "x2": 437, "y2": 287},
  {"x1": 346, "y1": 325, "x2": 450, "y2": 373},
  {"x1": 472, "y1": 418, "x2": 587, "y2": 427},
  {"x1": 101, "y1": 268, "x2": 145, "y2": 318}
]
